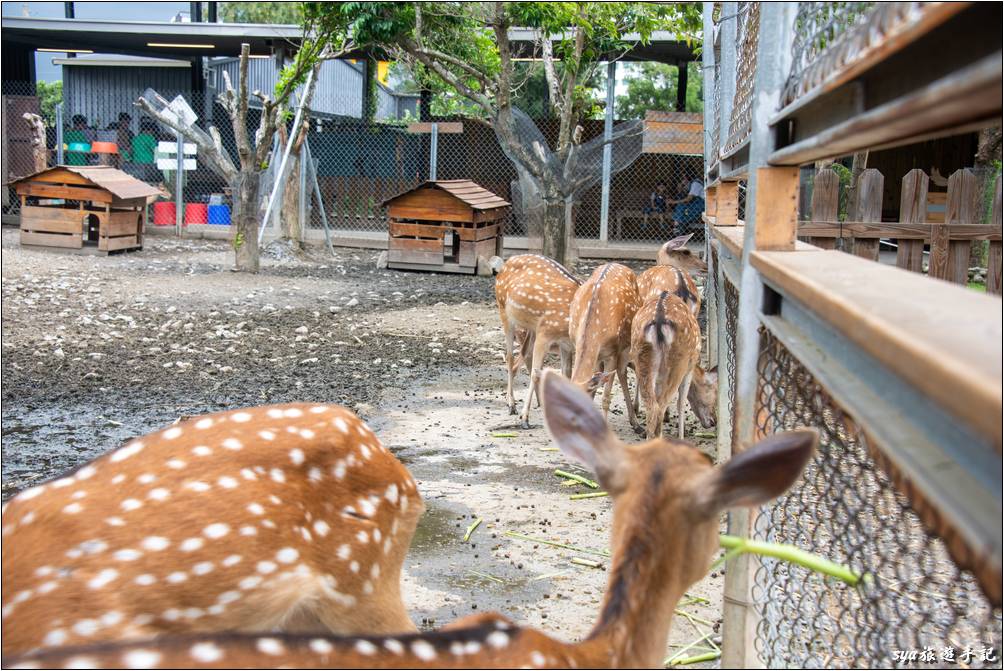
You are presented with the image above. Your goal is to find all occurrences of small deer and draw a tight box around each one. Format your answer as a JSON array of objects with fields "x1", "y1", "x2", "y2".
[
  {"x1": 568, "y1": 262, "x2": 642, "y2": 432},
  {"x1": 637, "y1": 234, "x2": 708, "y2": 315},
  {"x1": 1, "y1": 404, "x2": 423, "y2": 656},
  {"x1": 5, "y1": 372, "x2": 817, "y2": 670},
  {"x1": 495, "y1": 254, "x2": 581, "y2": 428},
  {"x1": 631, "y1": 292, "x2": 717, "y2": 439}
]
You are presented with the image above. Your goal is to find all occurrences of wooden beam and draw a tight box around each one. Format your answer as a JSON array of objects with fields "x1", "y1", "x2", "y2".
[
  {"x1": 750, "y1": 249, "x2": 1002, "y2": 447},
  {"x1": 769, "y1": 54, "x2": 1002, "y2": 166},
  {"x1": 15, "y1": 182, "x2": 114, "y2": 203},
  {"x1": 753, "y1": 167, "x2": 799, "y2": 251},
  {"x1": 406, "y1": 122, "x2": 464, "y2": 134},
  {"x1": 717, "y1": 181, "x2": 740, "y2": 226},
  {"x1": 798, "y1": 222, "x2": 1002, "y2": 241}
]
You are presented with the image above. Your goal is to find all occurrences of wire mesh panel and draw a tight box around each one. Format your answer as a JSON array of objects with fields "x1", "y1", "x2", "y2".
[
  {"x1": 722, "y1": 275, "x2": 739, "y2": 428},
  {"x1": 710, "y1": 62, "x2": 722, "y2": 168},
  {"x1": 751, "y1": 329, "x2": 1004, "y2": 668},
  {"x1": 723, "y1": 1, "x2": 760, "y2": 155}
]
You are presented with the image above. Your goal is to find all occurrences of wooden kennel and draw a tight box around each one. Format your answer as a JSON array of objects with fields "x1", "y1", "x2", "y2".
[
  {"x1": 12, "y1": 166, "x2": 163, "y2": 253},
  {"x1": 382, "y1": 180, "x2": 510, "y2": 274}
]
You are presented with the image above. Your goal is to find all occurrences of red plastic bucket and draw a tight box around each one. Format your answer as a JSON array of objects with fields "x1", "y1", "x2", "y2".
[
  {"x1": 153, "y1": 201, "x2": 176, "y2": 226},
  {"x1": 185, "y1": 203, "x2": 208, "y2": 225}
]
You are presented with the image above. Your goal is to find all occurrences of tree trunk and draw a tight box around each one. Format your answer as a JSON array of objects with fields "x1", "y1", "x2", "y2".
[
  {"x1": 972, "y1": 125, "x2": 1002, "y2": 266},
  {"x1": 234, "y1": 171, "x2": 261, "y2": 272},
  {"x1": 541, "y1": 198, "x2": 566, "y2": 263},
  {"x1": 845, "y1": 151, "x2": 869, "y2": 221},
  {"x1": 280, "y1": 150, "x2": 303, "y2": 247}
]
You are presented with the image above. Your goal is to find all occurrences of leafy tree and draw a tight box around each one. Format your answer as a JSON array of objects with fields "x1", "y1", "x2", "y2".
[
  {"x1": 36, "y1": 80, "x2": 63, "y2": 126},
  {"x1": 616, "y1": 61, "x2": 703, "y2": 120},
  {"x1": 310, "y1": 1, "x2": 701, "y2": 263},
  {"x1": 219, "y1": 2, "x2": 303, "y2": 24}
]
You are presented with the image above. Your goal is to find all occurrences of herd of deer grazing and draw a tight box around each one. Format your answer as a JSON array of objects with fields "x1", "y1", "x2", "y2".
[{"x1": 1, "y1": 236, "x2": 817, "y2": 669}]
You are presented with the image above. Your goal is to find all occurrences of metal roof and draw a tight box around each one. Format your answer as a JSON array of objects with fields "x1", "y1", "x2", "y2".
[
  {"x1": 1, "y1": 17, "x2": 303, "y2": 59},
  {"x1": 12, "y1": 166, "x2": 165, "y2": 200},
  {"x1": 382, "y1": 180, "x2": 511, "y2": 210},
  {"x1": 3, "y1": 17, "x2": 698, "y2": 63}
]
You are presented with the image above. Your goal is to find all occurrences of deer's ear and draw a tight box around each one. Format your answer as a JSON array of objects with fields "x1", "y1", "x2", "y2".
[
  {"x1": 663, "y1": 233, "x2": 694, "y2": 251},
  {"x1": 694, "y1": 430, "x2": 817, "y2": 515},
  {"x1": 541, "y1": 370, "x2": 627, "y2": 491}
]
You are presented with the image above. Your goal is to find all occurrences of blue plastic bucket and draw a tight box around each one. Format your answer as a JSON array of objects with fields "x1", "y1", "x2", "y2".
[{"x1": 207, "y1": 204, "x2": 231, "y2": 225}]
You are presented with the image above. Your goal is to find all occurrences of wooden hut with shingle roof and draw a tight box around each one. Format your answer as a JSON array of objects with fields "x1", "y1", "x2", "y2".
[
  {"x1": 381, "y1": 180, "x2": 510, "y2": 274},
  {"x1": 11, "y1": 165, "x2": 163, "y2": 253}
]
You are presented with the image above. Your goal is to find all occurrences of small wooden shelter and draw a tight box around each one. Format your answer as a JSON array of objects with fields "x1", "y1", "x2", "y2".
[
  {"x1": 11, "y1": 166, "x2": 163, "y2": 253},
  {"x1": 382, "y1": 180, "x2": 510, "y2": 274}
]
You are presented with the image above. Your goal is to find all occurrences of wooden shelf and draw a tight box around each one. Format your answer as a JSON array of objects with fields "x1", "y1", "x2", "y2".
[{"x1": 751, "y1": 249, "x2": 1003, "y2": 447}]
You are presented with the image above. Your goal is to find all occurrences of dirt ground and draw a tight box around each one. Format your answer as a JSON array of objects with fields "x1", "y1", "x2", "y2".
[{"x1": 1, "y1": 228, "x2": 723, "y2": 666}]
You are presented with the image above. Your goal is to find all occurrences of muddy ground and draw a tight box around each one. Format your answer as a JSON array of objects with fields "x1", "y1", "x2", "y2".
[{"x1": 1, "y1": 228, "x2": 723, "y2": 666}]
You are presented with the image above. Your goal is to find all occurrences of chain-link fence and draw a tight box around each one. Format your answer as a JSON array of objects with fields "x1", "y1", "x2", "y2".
[
  {"x1": 3, "y1": 68, "x2": 704, "y2": 249},
  {"x1": 722, "y1": 274, "x2": 739, "y2": 431},
  {"x1": 723, "y1": 1, "x2": 760, "y2": 155},
  {"x1": 751, "y1": 328, "x2": 1003, "y2": 668}
]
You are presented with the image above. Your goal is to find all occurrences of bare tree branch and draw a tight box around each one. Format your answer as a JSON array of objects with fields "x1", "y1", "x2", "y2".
[
  {"x1": 539, "y1": 31, "x2": 563, "y2": 116},
  {"x1": 235, "y1": 43, "x2": 252, "y2": 169},
  {"x1": 133, "y1": 97, "x2": 238, "y2": 182}
]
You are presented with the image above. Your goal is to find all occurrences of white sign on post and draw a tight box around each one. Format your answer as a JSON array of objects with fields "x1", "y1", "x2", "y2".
[{"x1": 156, "y1": 141, "x2": 198, "y2": 171}]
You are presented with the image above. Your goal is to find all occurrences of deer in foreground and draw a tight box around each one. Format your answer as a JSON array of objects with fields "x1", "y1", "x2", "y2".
[
  {"x1": 569, "y1": 262, "x2": 642, "y2": 433},
  {"x1": 5, "y1": 372, "x2": 818, "y2": 669},
  {"x1": 495, "y1": 254, "x2": 581, "y2": 427},
  {"x1": 631, "y1": 292, "x2": 717, "y2": 439},
  {"x1": 1, "y1": 403, "x2": 423, "y2": 656}
]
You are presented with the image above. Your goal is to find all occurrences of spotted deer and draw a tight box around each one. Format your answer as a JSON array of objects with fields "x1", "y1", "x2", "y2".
[
  {"x1": 495, "y1": 254, "x2": 581, "y2": 427},
  {"x1": 568, "y1": 262, "x2": 642, "y2": 432},
  {"x1": 636, "y1": 234, "x2": 708, "y2": 316},
  {"x1": 631, "y1": 292, "x2": 717, "y2": 439},
  {"x1": 0, "y1": 403, "x2": 423, "y2": 656},
  {"x1": 6, "y1": 372, "x2": 818, "y2": 670}
]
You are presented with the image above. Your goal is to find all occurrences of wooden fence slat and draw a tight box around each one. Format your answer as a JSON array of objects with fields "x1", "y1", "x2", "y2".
[
  {"x1": 852, "y1": 169, "x2": 883, "y2": 261},
  {"x1": 988, "y1": 175, "x2": 1002, "y2": 295},
  {"x1": 932, "y1": 168, "x2": 980, "y2": 284},
  {"x1": 897, "y1": 169, "x2": 929, "y2": 272},
  {"x1": 808, "y1": 168, "x2": 839, "y2": 249}
]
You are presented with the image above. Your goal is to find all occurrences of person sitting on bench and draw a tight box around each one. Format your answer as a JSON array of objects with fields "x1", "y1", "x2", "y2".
[{"x1": 668, "y1": 176, "x2": 705, "y2": 235}]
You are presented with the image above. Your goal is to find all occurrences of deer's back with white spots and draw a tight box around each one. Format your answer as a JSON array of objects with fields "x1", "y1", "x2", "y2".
[
  {"x1": 5, "y1": 373, "x2": 817, "y2": 670},
  {"x1": 1, "y1": 403, "x2": 423, "y2": 655},
  {"x1": 568, "y1": 263, "x2": 640, "y2": 386},
  {"x1": 495, "y1": 254, "x2": 581, "y2": 426}
]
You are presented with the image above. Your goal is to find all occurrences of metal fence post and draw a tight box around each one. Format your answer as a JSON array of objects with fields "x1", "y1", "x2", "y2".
[
  {"x1": 298, "y1": 144, "x2": 308, "y2": 245},
  {"x1": 720, "y1": 2, "x2": 798, "y2": 668},
  {"x1": 56, "y1": 103, "x2": 64, "y2": 165},
  {"x1": 598, "y1": 60, "x2": 616, "y2": 243},
  {"x1": 429, "y1": 122, "x2": 439, "y2": 181},
  {"x1": 175, "y1": 130, "x2": 183, "y2": 237}
]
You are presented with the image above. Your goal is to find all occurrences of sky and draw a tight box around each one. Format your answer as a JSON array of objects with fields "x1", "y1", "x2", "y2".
[{"x1": 2, "y1": 1, "x2": 191, "y2": 81}]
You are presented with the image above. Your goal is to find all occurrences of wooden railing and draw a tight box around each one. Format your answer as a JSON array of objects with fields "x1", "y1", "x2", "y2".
[
  {"x1": 702, "y1": 2, "x2": 1002, "y2": 667},
  {"x1": 798, "y1": 167, "x2": 1002, "y2": 293}
]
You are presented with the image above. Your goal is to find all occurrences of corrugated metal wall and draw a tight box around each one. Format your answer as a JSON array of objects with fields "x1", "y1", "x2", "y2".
[
  {"x1": 206, "y1": 57, "x2": 417, "y2": 120},
  {"x1": 62, "y1": 64, "x2": 191, "y2": 132}
]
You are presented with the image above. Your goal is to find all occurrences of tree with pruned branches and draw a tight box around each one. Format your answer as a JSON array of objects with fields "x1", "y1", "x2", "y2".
[{"x1": 135, "y1": 11, "x2": 352, "y2": 272}]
